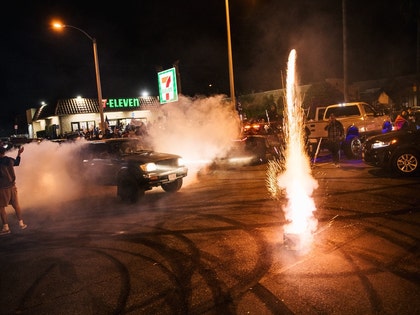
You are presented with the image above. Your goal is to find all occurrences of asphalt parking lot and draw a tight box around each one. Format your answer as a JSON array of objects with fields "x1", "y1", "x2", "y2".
[{"x1": 0, "y1": 150, "x2": 419, "y2": 314}]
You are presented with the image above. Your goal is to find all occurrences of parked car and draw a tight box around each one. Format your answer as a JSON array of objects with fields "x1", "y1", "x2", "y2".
[
  {"x1": 210, "y1": 134, "x2": 282, "y2": 168},
  {"x1": 75, "y1": 138, "x2": 188, "y2": 203},
  {"x1": 0, "y1": 137, "x2": 12, "y2": 151},
  {"x1": 362, "y1": 129, "x2": 420, "y2": 176}
]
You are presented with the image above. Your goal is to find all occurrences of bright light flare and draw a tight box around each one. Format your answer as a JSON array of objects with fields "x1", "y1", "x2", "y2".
[
  {"x1": 51, "y1": 21, "x2": 65, "y2": 30},
  {"x1": 274, "y1": 49, "x2": 318, "y2": 253}
]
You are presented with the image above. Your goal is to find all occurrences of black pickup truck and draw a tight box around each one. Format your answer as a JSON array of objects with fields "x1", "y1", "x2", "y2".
[{"x1": 76, "y1": 138, "x2": 188, "y2": 203}]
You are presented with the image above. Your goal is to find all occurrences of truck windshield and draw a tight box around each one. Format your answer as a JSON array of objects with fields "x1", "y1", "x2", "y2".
[
  {"x1": 325, "y1": 106, "x2": 360, "y2": 118},
  {"x1": 363, "y1": 104, "x2": 375, "y2": 116}
]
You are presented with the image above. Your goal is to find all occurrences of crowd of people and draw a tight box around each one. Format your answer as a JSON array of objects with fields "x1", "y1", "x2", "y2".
[{"x1": 60, "y1": 120, "x2": 151, "y2": 142}]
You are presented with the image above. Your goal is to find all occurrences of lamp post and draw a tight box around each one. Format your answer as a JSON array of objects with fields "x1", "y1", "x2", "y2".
[
  {"x1": 52, "y1": 22, "x2": 105, "y2": 132},
  {"x1": 342, "y1": 0, "x2": 348, "y2": 102},
  {"x1": 225, "y1": 0, "x2": 236, "y2": 108}
]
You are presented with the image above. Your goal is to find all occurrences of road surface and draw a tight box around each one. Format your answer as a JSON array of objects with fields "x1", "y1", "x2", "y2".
[{"x1": 1, "y1": 155, "x2": 419, "y2": 314}]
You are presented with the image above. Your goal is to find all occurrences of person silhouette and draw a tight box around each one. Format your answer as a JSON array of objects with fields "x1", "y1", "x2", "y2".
[{"x1": 0, "y1": 145, "x2": 27, "y2": 235}]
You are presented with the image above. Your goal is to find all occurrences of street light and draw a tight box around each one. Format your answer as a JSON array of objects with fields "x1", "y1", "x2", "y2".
[
  {"x1": 52, "y1": 22, "x2": 105, "y2": 132},
  {"x1": 342, "y1": 0, "x2": 348, "y2": 102},
  {"x1": 225, "y1": 0, "x2": 236, "y2": 108}
]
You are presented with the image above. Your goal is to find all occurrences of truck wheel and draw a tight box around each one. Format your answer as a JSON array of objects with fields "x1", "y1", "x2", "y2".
[
  {"x1": 391, "y1": 150, "x2": 419, "y2": 176},
  {"x1": 162, "y1": 178, "x2": 183, "y2": 192},
  {"x1": 118, "y1": 180, "x2": 143, "y2": 203},
  {"x1": 343, "y1": 136, "x2": 362, "y2": 159}
]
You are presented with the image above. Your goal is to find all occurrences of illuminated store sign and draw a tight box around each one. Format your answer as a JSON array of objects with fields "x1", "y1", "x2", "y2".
[
  {"x1": 158, "y1": 67, "x2": 178, "y2": 104},
  {"x1": 106, "y1": 98, "x2": 140, "y2": 108}
]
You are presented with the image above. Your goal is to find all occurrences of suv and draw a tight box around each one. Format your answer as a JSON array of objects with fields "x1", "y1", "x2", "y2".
[
  {"x1": 362, "y1": 129, "x2": 420, "y2": 176},
  {"x1": 76, "y1": 138, "x2": 188, "y2": 202}
]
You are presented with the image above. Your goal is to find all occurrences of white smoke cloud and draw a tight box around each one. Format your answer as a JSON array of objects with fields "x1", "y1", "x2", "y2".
[
  {"x1": 10, "y1": 94, "x2": 241, "y2": 209},
  {"x1": 12, "y1": 140, "x2": 86, "y2": 209},
  {"x1": 148, "y1": 94, "x2": 241, "y2": 183}
]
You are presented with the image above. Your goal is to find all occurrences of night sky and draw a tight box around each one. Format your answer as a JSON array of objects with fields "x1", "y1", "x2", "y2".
[{"x1": 0, "y1": 0, "x2": 417, "y2": 132}]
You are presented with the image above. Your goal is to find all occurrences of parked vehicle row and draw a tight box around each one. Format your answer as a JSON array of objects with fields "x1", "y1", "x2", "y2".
[
  {"x1": 216, "y1": 113, "x2": 420, "y2": 176},
  {"x1": 4, "y1": 109, "x2": 419, "y2": 213}
]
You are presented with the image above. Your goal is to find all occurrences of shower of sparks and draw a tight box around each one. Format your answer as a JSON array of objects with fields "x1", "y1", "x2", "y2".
[{"x1": 274, "y1": 49, "x2": 319, "y2": 253}]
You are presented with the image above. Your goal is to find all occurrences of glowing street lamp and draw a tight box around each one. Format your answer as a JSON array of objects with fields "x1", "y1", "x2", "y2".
[{"x1": 52, "y1": 22, "x2": 105, "y2": 132}]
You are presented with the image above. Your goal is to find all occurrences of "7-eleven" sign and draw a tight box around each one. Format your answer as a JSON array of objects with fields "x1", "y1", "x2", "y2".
[{"x1": 157, "y1": 67, "x2": 178, "y2": 104}]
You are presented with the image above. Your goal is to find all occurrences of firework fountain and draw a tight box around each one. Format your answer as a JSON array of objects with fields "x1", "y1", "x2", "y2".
[{"x1": 267, "y1": 49, "x2": 318, "y2": 253}]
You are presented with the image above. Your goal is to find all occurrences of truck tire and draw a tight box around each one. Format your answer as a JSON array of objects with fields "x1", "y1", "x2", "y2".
[
  {"x1": 343, "y1": 136, "x2": 362, "y2": 159},
  {"x1": 162, "y1": 178, "x2": 183, "y2": 192},
  {"x1": 118, "y1": 179, "x2": 143, "y2": 203}
]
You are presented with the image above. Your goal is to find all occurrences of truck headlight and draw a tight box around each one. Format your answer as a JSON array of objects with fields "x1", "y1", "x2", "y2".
[
  {"x1": 178, "y1": 158, "x2": 185, "y2": 166},
  {"x1": 140, "y1": 162, "x2": 157, "y2": 172}
]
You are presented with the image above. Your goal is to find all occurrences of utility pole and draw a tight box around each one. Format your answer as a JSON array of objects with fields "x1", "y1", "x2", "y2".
[
  {"x1": 225, "y1": 0, "x2": 236, "y2": 108},
  {"x1": 173, "y1": 60, "x2": 182, "y2": 95},
  {"x1": 342, "y1": 0, "x2": 348, "y2": 102}
]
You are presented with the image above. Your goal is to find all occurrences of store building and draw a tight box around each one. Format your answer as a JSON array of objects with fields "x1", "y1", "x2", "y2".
[{"x1": 28, "y1": 96, "x2": 163, "y2": 139}]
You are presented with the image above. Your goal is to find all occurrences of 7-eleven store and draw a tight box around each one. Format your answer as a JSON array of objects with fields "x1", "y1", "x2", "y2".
[{"x1": 28, "y1": 96, "x2": 163, "y2": 139}]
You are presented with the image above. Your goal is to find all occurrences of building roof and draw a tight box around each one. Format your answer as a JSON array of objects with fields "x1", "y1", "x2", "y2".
[
  {"x1": 32, "y1": 103, "x2": 56, "y2": 121},
  {"x1": 56, "y1": 98, "x2": 99, "y2": 115},
  {"x1": 34, "y1": 96, "x2": 162, "y2": 121}
]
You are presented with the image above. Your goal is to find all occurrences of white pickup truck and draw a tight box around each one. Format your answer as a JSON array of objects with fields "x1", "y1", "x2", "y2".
[{"x1": 306, "y1": 102, "x2": 389, "y2": 159}]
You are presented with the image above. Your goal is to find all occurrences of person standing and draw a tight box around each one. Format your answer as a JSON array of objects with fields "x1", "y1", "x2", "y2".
[
  {"x1": 324, "y1": 113, "x2": 344, "y2": 167},
  {"x1": 382, "y1": 117, "x2": 393, "y2": 133},
  {"x1": 394, "y1": 111, "x2": 409, "y2": 130},
  {"x1": 0, "y1": 145, "x2": 27, "y2": 235}
]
